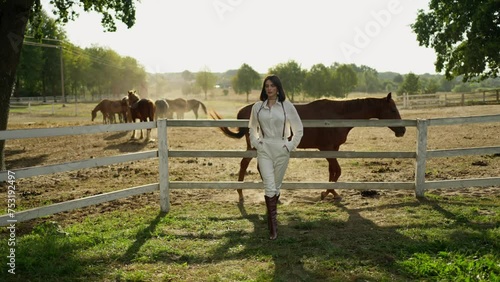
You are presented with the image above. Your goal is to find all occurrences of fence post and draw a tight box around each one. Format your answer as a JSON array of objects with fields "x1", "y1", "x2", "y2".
[
  {"x1": 157, "y1": 119, "x2": 170, "y2": 213},
  {"x1": 415, "y1": 119, "x2": 428, "y2": 198}
]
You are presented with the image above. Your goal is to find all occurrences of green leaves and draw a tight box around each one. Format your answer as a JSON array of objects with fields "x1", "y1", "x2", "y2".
[
  {"x1": 411, "y1": 0, "x2": 500, "y2": 82},
  {"x1": 47, "y1": 0, "x2": 136, "y2": 32}
]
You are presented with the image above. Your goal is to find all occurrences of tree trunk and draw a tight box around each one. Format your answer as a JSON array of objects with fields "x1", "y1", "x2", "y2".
[{"x1": 0, "y1": 0, "x2": 35, "y2": 170}]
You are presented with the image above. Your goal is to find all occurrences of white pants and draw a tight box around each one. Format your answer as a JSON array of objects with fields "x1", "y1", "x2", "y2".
[{"x1": 256, "y1": 138, "x2": 290, "y2": 197}]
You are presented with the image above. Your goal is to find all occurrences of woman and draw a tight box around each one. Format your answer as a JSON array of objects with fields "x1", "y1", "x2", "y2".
[{"x1": 249, "y1": 75, "x2": 303, "y2": 240}]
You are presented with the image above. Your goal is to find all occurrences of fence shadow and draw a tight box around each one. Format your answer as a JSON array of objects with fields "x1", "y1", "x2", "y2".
[
  {"x1": 104, "y1": 139, "x2": 150, "y2": 152},
  {"x1": 104, "y1": 131, "x2": 129, "y2": 140},
  {"x1": 119, "y1": 212, "x2": 167, "y2": 263},
  {"x1": 5, "y1": 154, "x2": 48, "y2": 170}
]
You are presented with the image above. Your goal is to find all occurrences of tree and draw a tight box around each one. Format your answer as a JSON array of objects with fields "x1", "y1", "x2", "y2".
[
  {"x1": 64, "y1": 43, "x2": 91, "y2": 99},
  {"x1": 232, "y1": 63, "x2": 260, "y2": 102},
  {"x1": 411, "y1": 0, "x2": 500, "y2": 82},
  {"x1": 268, "y1": 60, "x2": 306, "y2": 102},
  {"x1": 303, "y1": 63, "x2": 333, "y2": 98},
  {"x1": 181, "y1": 70, "x2": 193, "y2": 82},
  {"x1": 0, "y1": 0, "x2": 137, "y2": 170},
  {"x1": 120, "y1": 56, "x2": 146, "y2": 95},
  {"x1": 15, "y1": 10, "x2": 64, "y2": 99},
  {"x1": 16, "y1": 42, "x2": 43, "y2": 97},
  {"x1": 398, "y1": 73, "x2": 420, "y2": 95},
  {"x1": 393, "y1": 74, "x2": 404, "y2": 84},
  {"x1": 195, "y1": 67, "x2": 217, "y2": 100},
  {"x1": 439, "y1": 76, "x2": 455, "y2": 92},
  {"x1": 452, "y1": 83, "x2": 472, "y2": 93},
  {"x1": 335, "y1": 64, "x2": 357, "y2": 98},
  {"x1": 421, "y1": 77, "x2": 439, "y2": 94}
]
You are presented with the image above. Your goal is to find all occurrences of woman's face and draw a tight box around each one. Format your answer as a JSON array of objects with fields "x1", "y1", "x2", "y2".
[{"x1": 264, "y1": 79, "x2": 278, "y2": 100}]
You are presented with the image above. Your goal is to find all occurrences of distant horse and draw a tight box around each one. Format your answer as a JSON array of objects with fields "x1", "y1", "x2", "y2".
[
  {"x1": 165, "y1": 98, "x2": 188, "y2": 119},
  {"x1": 186, "y1": 99, "x2": 207, "y2": 119},
  {"x1": 127, "y1": 90, "x2": 156, "y2": 140},
  {"x1": 91, "y1": 99, "x2": 128, "y2": 124},
  {"x1": 154, "y1": 99, "x2": 170, "y2": 120},
  {"x1": 210, "y1": 93, "x2": 406, "y2": 202}
]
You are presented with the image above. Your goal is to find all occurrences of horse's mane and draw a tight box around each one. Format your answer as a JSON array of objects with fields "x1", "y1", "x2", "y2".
[{"x1": 92, "y1": 99, "x2": 108, "y2": 112}]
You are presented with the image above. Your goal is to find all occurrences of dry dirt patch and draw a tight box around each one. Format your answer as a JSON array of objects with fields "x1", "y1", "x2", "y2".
[{"x1": 1, "y1": 104, "x2": 499, "y2": 232}]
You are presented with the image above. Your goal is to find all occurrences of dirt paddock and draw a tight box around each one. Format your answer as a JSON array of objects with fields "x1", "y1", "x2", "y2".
[{"x1": 2, "y1": 104, "x2": 499, "y2": 231}]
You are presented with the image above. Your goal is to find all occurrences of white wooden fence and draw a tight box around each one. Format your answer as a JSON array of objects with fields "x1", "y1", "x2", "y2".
[
  {"x1": 1, "y1": 115, "x2": 499, "y2": 226},
  {"x1": 401, "y1": 90, "x2": 500, "y2": 109}
]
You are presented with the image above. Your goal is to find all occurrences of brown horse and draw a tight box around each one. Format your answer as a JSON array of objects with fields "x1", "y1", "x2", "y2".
[
  {"x1": 210, "y1": 93, "x2": 406, "y2": 202},
  {"x1": 165, "y1": 98, "x2": 188, "y2": 119},
  {"x1": 127, "y1": 90, "x2": 156, "y2": 140},
  {"x1": 91, "y1": 99, "x2": 128, "y2": 124},
  {"x1": 186, "y1": 99, "x2": 207, "y2": 119},
  {"x1": 154, "y1": 99, "x2": 170, "y2": 120}
]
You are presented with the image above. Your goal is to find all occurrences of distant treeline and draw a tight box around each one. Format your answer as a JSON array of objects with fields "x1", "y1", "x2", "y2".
[
  {"x1": 150, "y1": 65, "x2": 500, "y2": 99},
  {"x1": 14, "y1": 10, "x2": 499, "y2": 100}
]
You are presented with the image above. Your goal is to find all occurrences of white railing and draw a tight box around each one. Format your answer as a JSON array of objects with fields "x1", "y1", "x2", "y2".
[
  {"x1": 1, "y1": 115, "x2": 499, "y2": 226},
  {"x1": 401, "y1": 90, "x2": 500, "y2": 109}
]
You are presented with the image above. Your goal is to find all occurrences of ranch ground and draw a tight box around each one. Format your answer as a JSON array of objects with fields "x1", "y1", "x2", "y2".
[
  {"x1": 0, "y1": 93, "x2": 500, "y2": 281},
  {"x1": 2, "y1": 98, "x2": 500, "y2": 231}
]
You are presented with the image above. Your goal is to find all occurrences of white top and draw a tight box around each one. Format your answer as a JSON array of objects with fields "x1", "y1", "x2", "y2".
[{"x1": 249, "y1": 99, "x2": 303, "y2": 151}]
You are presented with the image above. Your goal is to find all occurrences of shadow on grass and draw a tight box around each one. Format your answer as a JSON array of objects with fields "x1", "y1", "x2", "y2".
[
  {"x1": 1, "y1": 222, "x2": 101, "y2": 282},
  {"x1": 5, "y1": 195, "x2": 498, "y2": 281},
  {"x1": 120, "y1": 212, "x2": 168, "y2": 263},
  {"x1": 5, "y1": 154, "x2": 48, "y2": 170}
]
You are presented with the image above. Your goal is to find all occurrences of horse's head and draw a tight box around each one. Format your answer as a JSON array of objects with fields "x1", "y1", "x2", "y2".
[
  {"x1": 91, "y1": 110, "x2": 97, "y2": 121},
  {"x1": 379, "y1": 93, "x2": 406, "y2": 137},
  {"x1": 121, "y1": 97, "x2": 129, "y2": 108},
  {"x1": 127, "y1": 90, "x2": 139, "y2": 105}
]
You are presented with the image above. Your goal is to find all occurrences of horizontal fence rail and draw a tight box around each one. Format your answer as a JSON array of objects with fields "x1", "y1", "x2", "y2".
[
  {"x1": 1, "y1": 115, "x2": 499, "y2": 226},
  {"x1": 401, "y1": 90, "x2": 500, "y2": 109}
]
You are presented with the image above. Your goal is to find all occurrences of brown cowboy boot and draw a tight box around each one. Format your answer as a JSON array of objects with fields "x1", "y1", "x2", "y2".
[{"x1": 264, "y1": 195, "x2": 278, "y2": 240}]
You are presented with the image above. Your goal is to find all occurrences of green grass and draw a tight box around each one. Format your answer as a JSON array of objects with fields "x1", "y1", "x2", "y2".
[{"x1": 1, "y1": 192, "x2": 499, "y2": 281}]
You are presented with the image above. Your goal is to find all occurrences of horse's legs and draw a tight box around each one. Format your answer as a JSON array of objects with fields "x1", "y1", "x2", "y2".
[
  {"x1": 237, "y1": 157, "x2": 252, "y2": 202},
  {"x1": 320, "y1": 158, "x2": 342, "y2": 200},
  {"x1": 130, "y1": 118, "x2": 137, "y2": 139},
  {"x1": 146, "y1": 117, "x2": 153, "y2": 141},
  {"x1": 193, "y1": 103, "x2": 199, "y2": 119}
]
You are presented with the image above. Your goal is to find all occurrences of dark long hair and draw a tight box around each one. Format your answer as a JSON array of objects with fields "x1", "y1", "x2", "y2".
[{"x1": 259, "y1": 75, "x2": 286, "y2": 102}]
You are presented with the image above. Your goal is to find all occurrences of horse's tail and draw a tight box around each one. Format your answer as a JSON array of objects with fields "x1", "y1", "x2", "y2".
[
  {"x1": 199, "y1": 101, "x2": 207, "y2": 114},
  {"x1": 209, "y1": 110, "x2": 248, "y2": 139}
]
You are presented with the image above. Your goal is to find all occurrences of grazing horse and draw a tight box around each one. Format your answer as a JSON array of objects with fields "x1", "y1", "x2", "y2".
[
  {"x1": 91, "y1": 99, "x2": 128, "y2": 124},
  {"x1": 165, "y1": 98, "x2": 188, "y2": 119},
  {"x1": 186, "y1": 99, "x2": 208, "y2": 119},
  {"x1": 210, "y1": 93, "x2": 406, "y2": 202},
  {"x1": 126, "y1": 90, "x2": 156, "y2": 140},
  {"x1": 154, "y1": 99, "x2": 170, "y2": 120}
]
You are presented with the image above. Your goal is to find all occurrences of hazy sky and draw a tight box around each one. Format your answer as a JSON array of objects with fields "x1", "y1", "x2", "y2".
[{"x1": 44, "y1": 0, "x2": 438, "y2": 75}]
